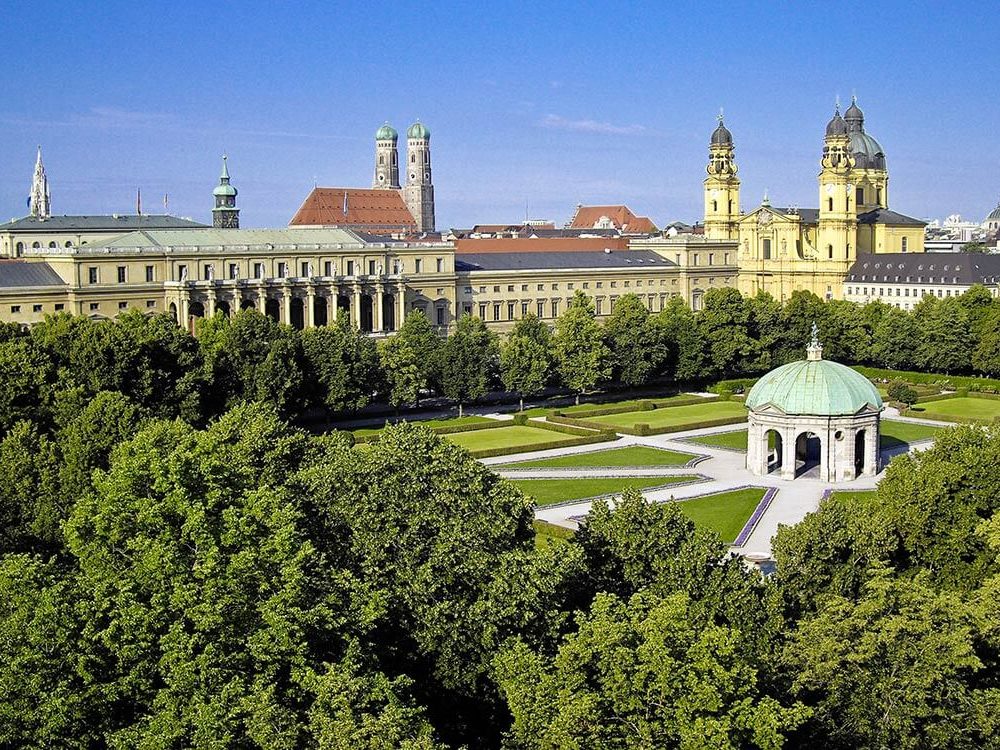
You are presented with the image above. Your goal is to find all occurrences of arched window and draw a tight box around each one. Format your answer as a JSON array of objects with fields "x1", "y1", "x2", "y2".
[
  {"x1": 827, "y1": 244, "x2": 834, "y2": 259},
  {"x1": 64, "y1": 241, "x2": 72, "y2": 247},
  {"x1": 31, "y1": 241, "x2": 40, "y2": 248},
  {"x1": 15, "y1": 242, "x2": 23, "y2": 254},
  {"x1": 712, "y1": 200, "x2": 718, "y2": 212},
  {"x1": 379, "y1": 155, "x2": 384, "y2": 165},
  {"x1": 827, "y1": 197, "x2": 833, "y2": 211},
  {"x1": 48, "y1": 241, "x2": 56, "y2": 248}
]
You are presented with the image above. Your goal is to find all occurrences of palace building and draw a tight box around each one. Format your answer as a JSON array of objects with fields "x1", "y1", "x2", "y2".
[{"x1": 703, "y1": 99, "x2": 927, "y2": 301}]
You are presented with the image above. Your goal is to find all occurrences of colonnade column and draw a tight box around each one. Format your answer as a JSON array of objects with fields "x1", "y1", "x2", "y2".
[
  {"x1": 331, "y1": 288, "x2": 340, "y2": 321},
  {"x1": 179, "y1": 293, "x2": 190, "y2": 324},
  {"x1": 352, "y1": 284, "x2": 362, "y2": 330},
  {"x1": 865, "y1": 425, "x2": 879, "y2": 476},
  {"x1": 282, "y1": 288, "x2": 292, "y2": 326},
  {"x1": 206, "y1": 291, "x2": 217, "y2": 318},
  {"x1": 395, "y1": 281, "x2": 406, "y2": 330},
  {"x1": 374, "y1": 283, "x2": 384, "y2": 333},
  {"x1": 306, "y1": 286, "x2": 316, "y2": 328},
  {"x1": 257, "y1": 287, "x2": 267, "y2": 314}
]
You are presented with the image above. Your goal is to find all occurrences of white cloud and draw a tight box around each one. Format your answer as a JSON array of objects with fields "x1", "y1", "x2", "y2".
[{"x1": 539, "y1": 113, "x2": 646, "y2": 136}]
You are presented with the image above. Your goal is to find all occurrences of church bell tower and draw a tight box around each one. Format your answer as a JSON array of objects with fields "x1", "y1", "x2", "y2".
[
  {"x1": 403, "y1": 121, "x2": 435, "y2": 232},
  {"x1": 212, "y1": 155, "x2": 240, "y2": 229},
  {"x1": 703, "y1": 114, "x2": 740, "y2": 240},
  {"x1": 817, "y1": 106, "x2": 857, "y2": 262},
  {"x1": 373, "y1": 123, "x2": 400, "y2": 189}
]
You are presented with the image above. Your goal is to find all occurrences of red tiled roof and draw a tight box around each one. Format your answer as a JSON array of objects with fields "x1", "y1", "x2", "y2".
[
  {"x1": 289, "y1": 188, "x2": 417, "y2": 233},
  {"x1": 568, "y1": 204, "x2": 657, "y2": 233},
  {"x1": 454, "y1": 237, "x2": 630, "y2": 254}
]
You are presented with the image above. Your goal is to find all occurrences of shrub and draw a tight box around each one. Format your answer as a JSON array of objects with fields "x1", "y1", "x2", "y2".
[
  {"x1": 717, "y1": 389, "x2": 734, "y2": 402},
  {"x1": 887, "y1": 381, "x2": 918, "y2": 407},
  {"x1": 512, "y1": 413, "x2": 528, "y2": 425},
  {"x1": 634, "y1": 423, "x2": 650, "y2": 436}
]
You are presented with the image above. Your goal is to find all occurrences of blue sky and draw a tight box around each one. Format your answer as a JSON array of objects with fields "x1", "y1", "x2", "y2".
[{"x1": 2, "y1": 1, "x2": 998, "y2": 229}]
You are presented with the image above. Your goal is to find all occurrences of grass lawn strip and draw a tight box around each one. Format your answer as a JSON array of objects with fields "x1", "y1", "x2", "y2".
[
  {"x1": 502, "y1": 445, "x2": 699, "y2": 469},
  {"x1": 353, "y1": 414, "x2": 495, "y2": 438},
  {"x1": 533, "y1": 520, "x2": 574, "y2": 548},
  {"x1": 585, "y1": 401, "x2": 747, "y2": 430},
  {"x1": 684, "y1": 429, "x2": 749, "y2": 452},
  {"x1": 445, "y1": 425, "x2": 584, "y2": 453},
  {"x1": 512, "y1": 476, "x2": 702, "y2": 507},
  {"x1": 908, "y1": 397, "x2": 1000, "y2": 422},
  {"x1": 672, "y1": 487, "x2": 770, "y2": 545}
]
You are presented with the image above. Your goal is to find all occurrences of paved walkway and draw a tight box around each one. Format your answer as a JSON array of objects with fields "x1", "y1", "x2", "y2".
[{"x1": 494, "y1": 414, "x2": 951, "y2": 559}]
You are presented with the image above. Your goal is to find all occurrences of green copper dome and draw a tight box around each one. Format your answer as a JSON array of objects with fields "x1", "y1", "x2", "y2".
[
  {"x1": 746, "y1": 340, "x2": 882, "y2": 417},
  {"x1": 375, "y1": 123, "x2": 398, "y2": 140},
  {"x1": 407, "y1": 121, "x2": 430, "y2": 139}
]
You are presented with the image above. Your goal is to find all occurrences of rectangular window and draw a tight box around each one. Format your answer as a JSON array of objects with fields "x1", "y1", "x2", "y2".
[
  {"x1": 724, "y1": 253, "x2": 730, "y2": 264},
  {"x1": 392, "y1": 260, "x2": 400, "y2": 274},
  {"x1": 692, "y1": 253, "x2": 699, "y2": 266},
  {"x1": 176, "y1": 265, "x2": 186, "y2": 282},
  {"x1": 493, "y1": 303, "x2": 501, "y2": 321},
  {"x1": 347, "y1": 260, "x2": 355, "y2": 276},
  {"x1": 9, "y1": 305, "x2": 19, "y2": 313},
  {"x1": 493, "y1": 285, "x2": 501, "y2": 293},
  {"x1": 145, "y1": 265, "x2": 154, "y2": 282},
  {"x1": 856, "y1": 186, "x2": 864, "y2": 205},
  {"x1": 828, "y1": 197, "x2": 834, "y2": 211},
  {"x1": 436, "y1": 258, "x2": 443, "y2": 273},
  {"x1": 146, "y1": 300, "x2": 156, "y2": 308},
  {"x1": 369, "y1": 260, "x2": 376, "y2": 275},
  {"x1": 507, "y1": 284, "x2": 514, "y2": 292},
  {"x1": 596, "y1": 282, "x2": 603, "y2": 289},
  {"x1": 551, "y1": 299, "x2": 560, "y2": 316},
  {"x1": 507, "y1": 302, "x2": 515, "y2": 319},
  {"x1": 595, "y1": 298, "x2": 603, "y2": 315},
  {"x1": 414, "y1": 259, "x2": 422, "y2": 273},
  {"x1": 463, "y1": 303, "x2": 472, "y2": 316},
  {"x1": 537, "y1": 301, "x2": 545, "y2": 318},
  {"x1": 118, "y1": 301, "x2": 128, "y2": 310},
  {"x1": 521, "y1": 302, "x2": 528, "y2": 317},
  {"x1": 551, "y1": 283, "x2": 558, "y2": 290},
  {"x1": 521, "y1": 284, "x2": 528, "y2": 292},
  {"x1": 88, "y1": 267, "x2": 98, "y2": 284},
  {"x1": 537, "y1": 284, "x2": 544, "y2": 291},
  {"x1": 709, "y1": 253, "x2": 715, "y2": 265},
  {"x1": 303, "y1": 262, "x2": 311, "y2": 277},
  {"x1": 437, "y1": 307, "x2": 445, "y2": 326},
  {"x1": 624, "y1": 280, "x2": 630, "y2": 287},
  {"x1": 278, "y1": 262, "x2": 287, "y2": 278},
  {"x1": 568, "y1": 282, "x2": 575, "y2": 290},
  {"x1": 324, "y1": 261, "x2": 332, "y2": 276},
  {"x1": 583, "y1": 282, "x2": 589, "y2": 289},
  {"x1": 610, "y1": 281, "x2": 617, "y2": 288},
  {"x1": 32, "y1": 304, "x2": 42, "y2": 312},
  {"x1": 463, "y1": 286, "x2": 473, "y2": 294},
  {"x1": 762, "y1": 240, "x2": 771, "y2": 260},
  {"x1": 229, "y1": 263, "x2": 239, "y2": 280},
  {"x1": 117, "y1": 266, "x2": 126, "y2": 283},
  {"x1": 254, "y1": 263, "x2": 264, "y2": 279},
  {"x1": 901, "y1": 237, "x2": 908, "y2": 252},
  {"x1": 54, "y1": 303, "x2": 64, "y2": 311},
  {"x1": 89, "y1": 302, "x2": 99, "y2": 311},
  {"x1": 478, "y1": 303, "x2": 487, "y2": 318},
  {"x1": 203, "y1": 264, "x2": 212, "y2": 281}
]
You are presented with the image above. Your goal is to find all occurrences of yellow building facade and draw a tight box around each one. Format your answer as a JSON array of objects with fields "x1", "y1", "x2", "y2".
[{"x1": 704, "y1": 99, "x2": 927, "y2": 301}]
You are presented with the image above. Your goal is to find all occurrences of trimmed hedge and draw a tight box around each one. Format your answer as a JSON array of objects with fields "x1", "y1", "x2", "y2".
[
  {"x1": 548, "y1": 413, "x2": 747, "y2": 436},
  {"x1": 432, "y1": 420, "x2": 511, "y2": 436},
  {"x1": 467, "y1": 430, "x2": 616, "y2": 459},
  {"x1": 554, "y1": 395, "x2": 713, "y2": 420},
  {"x1": 512, "y1": 413, "x2": 529, "y2": 425},
  {"x1": 854, "y1": 366, "x2": 1000, "y2": 392},
  {"x1": 710, "y1": 378, "x2": 758, "y2": 394}
]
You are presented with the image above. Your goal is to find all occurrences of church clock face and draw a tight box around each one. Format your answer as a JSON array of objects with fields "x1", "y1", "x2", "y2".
[
  {"x1": 410, "y1": 173, "x2": 416, "y2": 181},
  {"x1": 825, "y1": 184, "x2": 834, "y2": 195}
]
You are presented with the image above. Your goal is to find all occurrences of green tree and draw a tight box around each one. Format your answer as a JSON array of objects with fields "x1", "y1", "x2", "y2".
[
  {"x1": 378, "y1": 334, "x2": 424, "y2": 411},
  {"x1": 0, "y1": 421, "x2": 62, "y2": 553},
  {"x1": 657, "y1": 296, "x2": 706, "y2": 381},
  {"x1": 438, "y1": 314, "x2": 499, "y2": 417},
  {"x1": 496, "y1": 590, "x2": 808, "y2": 749},
  {"x1": 302, "y1": 317, "x2": 382, "y2": 412},
  {"x1": 913, "y1": 296, "x2": 973, "y2": 374},
  {"x1": 395, "y1": 310, "x2": 443, "y2": 397},
  {"x1": 746, "y1": 291, "x2": 783, "y2": 371},
  {"x1": 0, "y1": 338, "x2": 54, "y2": 435},
  {"x1": 785, "y1": 570, "x2": 992, "y2": 750},
  {"x1": 501, "y1": 335, "x2": 551, "y2": 412},
  {"x1": 552, "y1": 291, "x2": 610, "y2": 403},
  {"x1": 961, "y1": 241, "x2": 988, "y2": 253},
  {"x1": 698, "y1": 287, "x2": 763, "y2": 377},
  {"x1": 973, "y1": 306, "x2": 1000, "y2": 375},
  {"x1": 887, "y1": 380, "x2": 918, "y2": 407},
  {"x1": 777, "y1": 290, "x2": 827, "y2": 364},
  {"x1": 602, "y1": 293, "x2": 669, "y2": 386},
  {"x1": 869, "y1": 306, "x2": 921, "y2": 370}
]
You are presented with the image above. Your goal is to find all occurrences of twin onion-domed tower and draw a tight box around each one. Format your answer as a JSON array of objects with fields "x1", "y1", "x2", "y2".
[
  {"x1": 745, "y1": 324, "x2": 883, "y2": 482},
  {"x1": 372, "y1": 121, "x2": 435, "y2": 232}
]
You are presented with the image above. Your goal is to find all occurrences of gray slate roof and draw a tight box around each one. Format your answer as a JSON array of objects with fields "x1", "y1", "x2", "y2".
[
  {"x1": 0, "y1": 261, "x2": 67, "y2": 288},
  {"x1": 455, "y1": 250, "x2": 674, "y2": 272},
  {"x1": 846, "y1": 252, "x2": 1000, "y2": 285},
  {"x1": 771, "y1": 207, "x2": 820, "y2": 224},
  {"x1": 0, "y1": 215, "x2": 207, "y2": 232},
  {"x1": 857, "y1": 208, "x2": 926, "y2": 226}
]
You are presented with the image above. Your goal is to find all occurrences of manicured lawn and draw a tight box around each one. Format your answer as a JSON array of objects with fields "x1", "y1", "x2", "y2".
[
  {"x1": 510, "y1": 476, "x2": 699, "y2": 506},
  {"x1": 879, "y1": 419, "x2": 942, "y2": 448},
  {"x1": 353, "y1": 415, "x2": 495, "y2": 438},
  {"x1": 687, "y1": 430, "x2": 750, "y2": 451},
  {"x1": 675, "y1": 488, "x2": 766, "y2": 544},
  {"x1": 828, "y1": 490, "x2": 876, "y2": 503},
  {"x1": 533, "y1": 520, "x2": 574, "y2": 547},
  {"x1": 585, "y1": 401, "x2": 748, "y2": 431},
  {"x1": 688, "y1": 420, "x2": 942, "y2": 453},
  {"x1": 505, "y1": 445, "x2": 695, "y2": 469},
  {"x1": 445, "y1": 425, "x2": 578, "y2": 453},
  {"x1": 910, "y1": 397, "x2": 1000, "y2": 422}
]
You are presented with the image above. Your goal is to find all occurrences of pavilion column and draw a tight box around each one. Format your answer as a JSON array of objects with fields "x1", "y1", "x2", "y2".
[
  {"x1": 179, "y1": 294, "x2": 190, "y2": 326},
  {"x1": 352, "y1": 284, "x2": 362, "y2": 329},
  {"x1": 206, "y1": 291, "x2": 217, "y2": 318},
  {"x1": 306, "y1": 286, "x2": 316, "y2": 328},
  {"x1": 781, "y1": 428, "x2": 796, "y2": 480},
  {"x1": 374, "y1": 283, "x2": 384, "y2": 333},
  {"x1": 865, "y1": 424, "x2": 879, "y2": 476},
  {"x1": 281, "y1": 288, "x2": 292, "y2": 325},
  {"x1": 257, "y1": 287, "x2": 267, "y2": 313},
  {"x1": 330, "y1": 286, "x2": 341, "y2": 321}
]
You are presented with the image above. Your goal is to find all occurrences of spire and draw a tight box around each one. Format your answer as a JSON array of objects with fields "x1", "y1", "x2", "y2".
[
  {"x1": 220, "y1": 153, "x2": 230, "y2": 181},
  {"x1": 212, "y1": 154, "x2": 239, "y2": 228},
  {"x1": 29, "y1": 145, "x2": 51, "y2": 219},
  {"x1": 762, "y1": 188, "x2": 770, "y2": 207},
  {"x1": 806, "y1": 322, "x2": 823, "y2": 361}
]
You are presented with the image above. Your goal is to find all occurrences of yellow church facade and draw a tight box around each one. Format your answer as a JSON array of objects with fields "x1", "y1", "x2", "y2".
[{"x1": 703, "y1": 99, "x2": 927, "y2": 301}]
